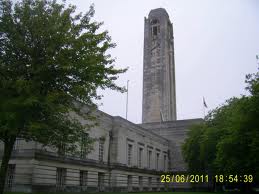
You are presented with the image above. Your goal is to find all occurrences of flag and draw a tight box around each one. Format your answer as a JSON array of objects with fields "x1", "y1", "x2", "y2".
[{"x1": 203, "y1": 97, "x2": 208, "y2": 108}]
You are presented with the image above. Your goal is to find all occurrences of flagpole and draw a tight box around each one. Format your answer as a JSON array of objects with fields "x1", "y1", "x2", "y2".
[
  {"x1": 256, "y1": 54, "x2": 259, "y2": 68},
  {"x1": 126, "y1": 80, "x2": 129, "y2": 120},
  {"x1": 203, "y1": 99, "x2": 205, "y2": 119},
  {"x1": 203, "y1": 96, "x2": 207, "y2": 119},
  {"x1": 203, "y1": 104, "x2": 205, "y2": 119}
]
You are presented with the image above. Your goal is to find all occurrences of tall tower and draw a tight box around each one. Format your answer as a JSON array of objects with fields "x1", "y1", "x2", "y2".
[{"x1": 142, "y1": 8, "x2": 177, "y2": 123}]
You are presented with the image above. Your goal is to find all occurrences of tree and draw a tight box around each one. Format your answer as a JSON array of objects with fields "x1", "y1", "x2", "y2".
[
  {"x1": 0, "y1": 0, "x2": 126, "y2": 193},
  {"x1": 182, "y1": 124, "x2": 205, "y2": 173},
  {"x1": 182, "y1": 71, "x2": 259, "y2": 192}
]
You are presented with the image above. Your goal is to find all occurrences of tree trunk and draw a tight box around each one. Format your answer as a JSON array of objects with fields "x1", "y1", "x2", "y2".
[{"x1": 0, "y1": 136, "x2": 16, "y2": 194}]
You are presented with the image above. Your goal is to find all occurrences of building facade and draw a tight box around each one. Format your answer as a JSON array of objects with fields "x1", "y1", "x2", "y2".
[
  {"x1": 0, "y1": 8, "x2": 203, "y2": 193},
  {"x1": 1, "y1": 107, "x2": 173, "y2": 192}
]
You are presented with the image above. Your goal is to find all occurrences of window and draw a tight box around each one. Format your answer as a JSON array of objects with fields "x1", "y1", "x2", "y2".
[
  {"x1": 138, "y1": 147, "x2": 143, "y2": 167},
  {"x1": 99, "y1": 139, "x2": 104, "y2": 162},
  {"x1": 152, "y1": 26, "x2": 158, "y2": 36},
  {"x1": 56, "y1": 168, "x2": 66, "y2": 191},
  {"x1": 80, "y1": 171, "x2": 88, "y2": 187},
  {"x1": 98, "y1": 172, "x2": 105, "y2": 192},
  {"x1": 148, "y1": 150, "x2": 152, "y2": 168},
  {"x1": 148, "y1": 177, "x2": 152, "y2": 188},
  {"x1": 157, "y1": 177, "x2": 160, "y2": 187},
  {"x1": 127, "y1": 144, "x2": 133, "y2": 166},
  {"x1": 81, "y1": 133, "x2": 89, "y2": 159},
  {"x1": 127, "y1": 175, "x2": 132, "y2": 191},
  {"x1": 164, "y1": 155, "x2": 167, "y2": 171},
  {"x1": 5, "y1": 164, "x2": 15, "y2": 190},
  {"x1": 151, "y1": 25, "x2": 160, "y2": 36},
  {"x1": 151, "y1": 19, "x2": 160, "y2": 36},
  {"x1": 156, "y1": 153, "x2": 160, "y2": 170},
  {"x1": 139, "y1": 176, "x2": 143, "y2": 191}
]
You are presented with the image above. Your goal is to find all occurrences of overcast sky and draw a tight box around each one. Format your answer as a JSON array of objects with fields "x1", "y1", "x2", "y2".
[{"x1": 66, "y1": 0, "x2": 259, "y2": 124}]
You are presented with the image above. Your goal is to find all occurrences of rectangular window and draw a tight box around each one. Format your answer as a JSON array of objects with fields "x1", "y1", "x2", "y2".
[
  {"x1": 127, "y1": 144, "x2": 133, "y2": 166},
  {"x1": 81, "y1": 133, "x2": 89, "y2": 159},
  {"x1": 139, "y1": 176, "x2": 143, "y2": 191},
  {"x1": 148, "y1": 150, "x2": 152, "y2": 168},
  {"x1": 152, "y1": 26, "x2": 157, "y2": 36},
  {"x1": 127, "y1": 175, "x2": 132, "y2": 191},
  {"x1": 56, "y1": 168, "x2": 66, "y2": 191},
  {"x1": 98, "y1": 172, "x2": 105, "y2": 192},
  {"x1": 138, "y1": 147, "x2": 143, "y2": 167},
  {"x1": 156, "y1": 153, "x2": 160, "y2": 170},
  {"x1": 99, "y1": 139, "x2": 104, "y2": 162},
  {"x1": 157, "y1": 177, "x2": 160, "y2": 187},
  {"x1": 80, "y1": 171, "x2": 88, "y2": 187},
  {"x1": 164, "y1": 155, "x2": 167, "y2": 171},
  {"x1": 148, "y1": 177, "x2": 152, "y2": 188},
  {"x1": 5, "y1": 164, "x2": 15, "y2": 190}
]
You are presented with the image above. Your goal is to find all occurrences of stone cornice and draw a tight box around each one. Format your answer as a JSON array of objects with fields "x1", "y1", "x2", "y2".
[{"x1": 7, "y1": 150, "x2": 172, "y2": 175}]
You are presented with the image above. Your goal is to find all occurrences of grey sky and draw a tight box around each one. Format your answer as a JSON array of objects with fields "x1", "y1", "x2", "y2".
[{"x1": 66, "y1": 0, "x2": 259, "y2": 123}]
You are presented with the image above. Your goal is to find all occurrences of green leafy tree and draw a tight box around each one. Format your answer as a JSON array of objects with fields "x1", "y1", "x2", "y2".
[
  {"x1": 182, "y1": 124, "x2": 205, "y2": 173},
  {"x1": 0, "y1": 0, "x2": 126, "y2": 192},
  {"x1": 183, "y1": 71, "x2": 259, "y2": 191},
  {"x1": 214, "y1": 72, "x2": 259, "y2": 189}
]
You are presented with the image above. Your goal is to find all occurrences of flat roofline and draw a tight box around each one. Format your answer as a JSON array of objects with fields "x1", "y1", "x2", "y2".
[{"x1": 140, "y1": 118, "x2": 203, "y2": 125}]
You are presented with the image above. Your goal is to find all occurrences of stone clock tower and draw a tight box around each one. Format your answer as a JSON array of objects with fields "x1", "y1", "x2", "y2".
[{"x1": 142, "y1": 8, "x2": 177, "y2": 123}]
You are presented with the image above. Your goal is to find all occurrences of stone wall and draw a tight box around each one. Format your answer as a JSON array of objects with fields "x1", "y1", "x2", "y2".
[{"x1": 139, "y1": 118, "x2": 203, "y2": 172}]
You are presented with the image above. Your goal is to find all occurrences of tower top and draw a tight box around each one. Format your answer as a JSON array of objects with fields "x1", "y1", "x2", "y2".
[{"x1": 148, "y1": 8, "x2": 169, "y2": 19}]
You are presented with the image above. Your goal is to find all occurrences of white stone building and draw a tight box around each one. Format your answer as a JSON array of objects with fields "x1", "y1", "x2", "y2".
[
  {"x1": 0, "y1": 8, "x2": 203, "y2": 192},
  {"x1": 1, "y1": 105, "x2": 201, "y2": 192}
]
